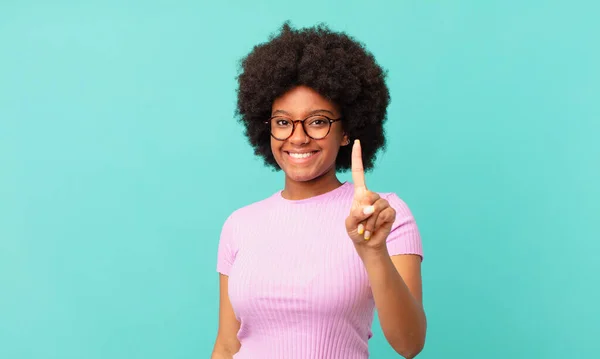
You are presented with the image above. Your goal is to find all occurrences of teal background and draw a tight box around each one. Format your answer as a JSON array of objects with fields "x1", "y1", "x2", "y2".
[{"x1": 1, "y1": 0, "x2": 599, "y2": 358}]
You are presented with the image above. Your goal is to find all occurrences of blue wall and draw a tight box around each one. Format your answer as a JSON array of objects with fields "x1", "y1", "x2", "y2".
[{"x1": 1, "y1": 1, "x2": 598, "y2": 358}]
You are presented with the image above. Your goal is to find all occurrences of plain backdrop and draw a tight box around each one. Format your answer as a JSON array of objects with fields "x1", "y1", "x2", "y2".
[{"x1": 1, "y1": 1, "x2": 599, "y2": 358}]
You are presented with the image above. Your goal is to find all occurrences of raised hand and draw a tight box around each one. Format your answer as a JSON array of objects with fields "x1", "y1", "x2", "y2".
[{"x1": 345, "y1": 140, "x2": 396, "y2": 250}]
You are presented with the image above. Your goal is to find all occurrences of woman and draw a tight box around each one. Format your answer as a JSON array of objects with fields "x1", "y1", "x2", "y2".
[{"x1": 211, "y1": 23, "x2": 426, "y2": 359}]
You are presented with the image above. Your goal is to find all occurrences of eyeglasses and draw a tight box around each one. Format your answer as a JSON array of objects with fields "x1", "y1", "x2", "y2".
[{"x1": 266, "y1": 114, "x2": 342, "y2": 141}]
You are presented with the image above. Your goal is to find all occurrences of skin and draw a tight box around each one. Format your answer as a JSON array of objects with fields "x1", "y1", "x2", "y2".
[
  {"x1": 211, "y1": 86, "x2": 426, "y2": 358},
  {"x1": 346, "y1": 140, "x2": 427, "y2": 358},
  {"x1": 270, "y1": 85, "x2": 349, "y2": 200}
]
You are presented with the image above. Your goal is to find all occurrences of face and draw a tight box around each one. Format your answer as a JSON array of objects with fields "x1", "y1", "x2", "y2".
[{"x1": 270, "y1": 85, "x2": 349, "y2": 182}]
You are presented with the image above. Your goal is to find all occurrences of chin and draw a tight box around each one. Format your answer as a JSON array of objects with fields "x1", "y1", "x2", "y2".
[
  {"x1": 285, "y1": 169, "x2": 319, "y2": 182},
  {"x1": 283, "y1": 164, "x2": 333, "y2": 183}
]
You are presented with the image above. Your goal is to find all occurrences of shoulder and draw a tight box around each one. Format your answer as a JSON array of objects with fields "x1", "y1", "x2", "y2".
[
  {"x1": 222, "y1": 193, "x2": 280, "y2": 228},
  {"x1": 377, "y1": 192, "x2": 414, "y2": 218},
  {"x1": 346, "y1": 182, "x2": 415, "y2": 218},
  {"x1": 378, "y1": 192, "x2": 409, "y2": 210}
]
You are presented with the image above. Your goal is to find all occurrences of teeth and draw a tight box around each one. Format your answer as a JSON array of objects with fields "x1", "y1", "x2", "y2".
[{"x1": 289, "y1": 152, "x2": 315, "y2": 159}]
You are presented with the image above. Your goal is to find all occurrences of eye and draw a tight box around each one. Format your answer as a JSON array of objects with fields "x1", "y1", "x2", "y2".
[
  {"x1": 307, "y1": 116, "x2": 328, "y2": 127},
  {"x1": 273, "y1": 118, "x2": 291, "y2": 127}
]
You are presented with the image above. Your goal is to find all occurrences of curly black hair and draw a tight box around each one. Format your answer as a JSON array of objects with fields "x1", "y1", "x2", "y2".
[{"x1": 235, "y1": 22, "x2": 390, "y2": 172}]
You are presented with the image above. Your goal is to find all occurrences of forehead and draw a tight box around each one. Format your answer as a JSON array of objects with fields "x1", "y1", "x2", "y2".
[{"x1": 271, "y1": 85, "x2": 339, "y2": 115}]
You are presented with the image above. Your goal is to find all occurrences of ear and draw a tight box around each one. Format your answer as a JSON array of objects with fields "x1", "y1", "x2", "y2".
[{"x1": 341, "y1": 133, "x2": 350, "y2": 146}]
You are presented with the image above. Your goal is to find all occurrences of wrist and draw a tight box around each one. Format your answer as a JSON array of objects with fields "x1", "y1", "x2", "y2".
[{"x1": 354, "y1": 244, "x2": 390, "y2": 263}]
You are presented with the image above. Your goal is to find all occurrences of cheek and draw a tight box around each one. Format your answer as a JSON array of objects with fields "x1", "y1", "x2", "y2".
[
  {"x1": 270, "y1": 138, "x2": 284, "y2": 161},
  {"x1": 270, "y1": 137, "x2": 278, "y2": 152},
  {"x1": 322, "y1": 131, "x2": 344, "y2": 153},
  {"x1": 318, "y1": 138, "x2": 343, "y2": 160}
]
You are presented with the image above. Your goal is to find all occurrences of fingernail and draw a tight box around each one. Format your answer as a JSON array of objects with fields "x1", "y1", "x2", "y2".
[
  {"x1": 363, "y1": 206, "x2": 374, "y2": 215},
  {"x1": 364, "y1": 231, "x2": 371, "y2": 240},
  {"x1": 358, "y1": 224, "x2": 364, "y2": 235}
]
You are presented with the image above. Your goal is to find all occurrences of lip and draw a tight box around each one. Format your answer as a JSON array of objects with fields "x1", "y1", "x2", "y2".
[{"x1": 284, "y1": 150, "x2": 320, "y2": 164}]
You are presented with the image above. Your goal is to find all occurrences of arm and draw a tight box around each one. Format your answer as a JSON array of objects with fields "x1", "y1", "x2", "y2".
[
  {"x1": 210, "y1": 274, "x2": 241, "y2": 359},
  {"x1": 357, "y1": 249, "x2": 426, "y2": 358},
  {"x1": 346, "y1": 140, "x2": 426, "y2": 357}
]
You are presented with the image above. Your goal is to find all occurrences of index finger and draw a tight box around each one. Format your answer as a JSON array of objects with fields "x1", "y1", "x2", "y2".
[{"x1": 351, "y1": 139, "x2": 367, "y2": 191}]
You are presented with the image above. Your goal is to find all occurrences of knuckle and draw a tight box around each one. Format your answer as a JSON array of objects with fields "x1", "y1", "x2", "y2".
[
  {"x1": 366, "y1": 214, "x2": 378, "y2": 228},
  {"x1": 374, "y1": 199, "x2": 387, "y2": 211},
  {"x1": 388, "y1": 208, "x2": 396, "y2": 219}
]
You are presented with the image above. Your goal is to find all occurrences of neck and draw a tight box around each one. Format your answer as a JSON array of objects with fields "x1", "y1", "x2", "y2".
[{"x1": 282, "y1": 168, "x2": 342, "y2": 200}]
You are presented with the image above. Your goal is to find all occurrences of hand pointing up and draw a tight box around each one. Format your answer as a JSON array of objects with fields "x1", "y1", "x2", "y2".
[{"x1": 345, "y1": 140, "x2": 396, "y2": 249}]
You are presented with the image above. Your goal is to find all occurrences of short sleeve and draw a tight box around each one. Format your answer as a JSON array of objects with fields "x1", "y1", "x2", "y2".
[
  {"x1": 216, "y1": 214, "x2": 237, "y2": 276},
  {"x1": 384, "y1": 193, "x2": 424, "y2": 260}
]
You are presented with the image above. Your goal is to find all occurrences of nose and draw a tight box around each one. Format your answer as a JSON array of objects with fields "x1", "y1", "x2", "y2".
[{"x1": 288, "y1": 121, "x2": 309, "y2": 145}]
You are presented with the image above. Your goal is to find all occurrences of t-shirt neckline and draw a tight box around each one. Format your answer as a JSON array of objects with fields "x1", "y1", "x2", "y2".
[{"x1": 275, "y1": 181, "x2": 351, "y2": 204}]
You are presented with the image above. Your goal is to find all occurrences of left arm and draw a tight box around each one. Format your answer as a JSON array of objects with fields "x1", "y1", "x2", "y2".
[
  {"x1": 347, "y1": 140, "x2": 426, "y2": 358},
  {"x1": 356, "y1": 248, "x2": 426, "y2": 358}
]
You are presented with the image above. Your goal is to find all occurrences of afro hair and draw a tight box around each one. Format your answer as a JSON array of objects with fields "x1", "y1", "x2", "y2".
[{"x1": 235, "y1": 22, "x2": 391, "y2": 172}]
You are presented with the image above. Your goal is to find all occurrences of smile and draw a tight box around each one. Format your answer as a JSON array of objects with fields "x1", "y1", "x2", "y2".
[
  {"x1": 284, "y1": 150, "x2": 320, "y2": 163},
  {"x1": 288, "y1": 151, "x2": 318, "y2": 159}
]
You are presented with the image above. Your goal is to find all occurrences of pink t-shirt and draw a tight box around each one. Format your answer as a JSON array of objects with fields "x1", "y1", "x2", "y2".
[{"x1": 216, "y1": 182, "x2": 423, "y2": 359}]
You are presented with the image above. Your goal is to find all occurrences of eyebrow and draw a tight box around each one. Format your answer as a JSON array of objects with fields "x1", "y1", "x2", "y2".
[{"x1": 271, "y1": 109, "x2": 336, "y2": 117}]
